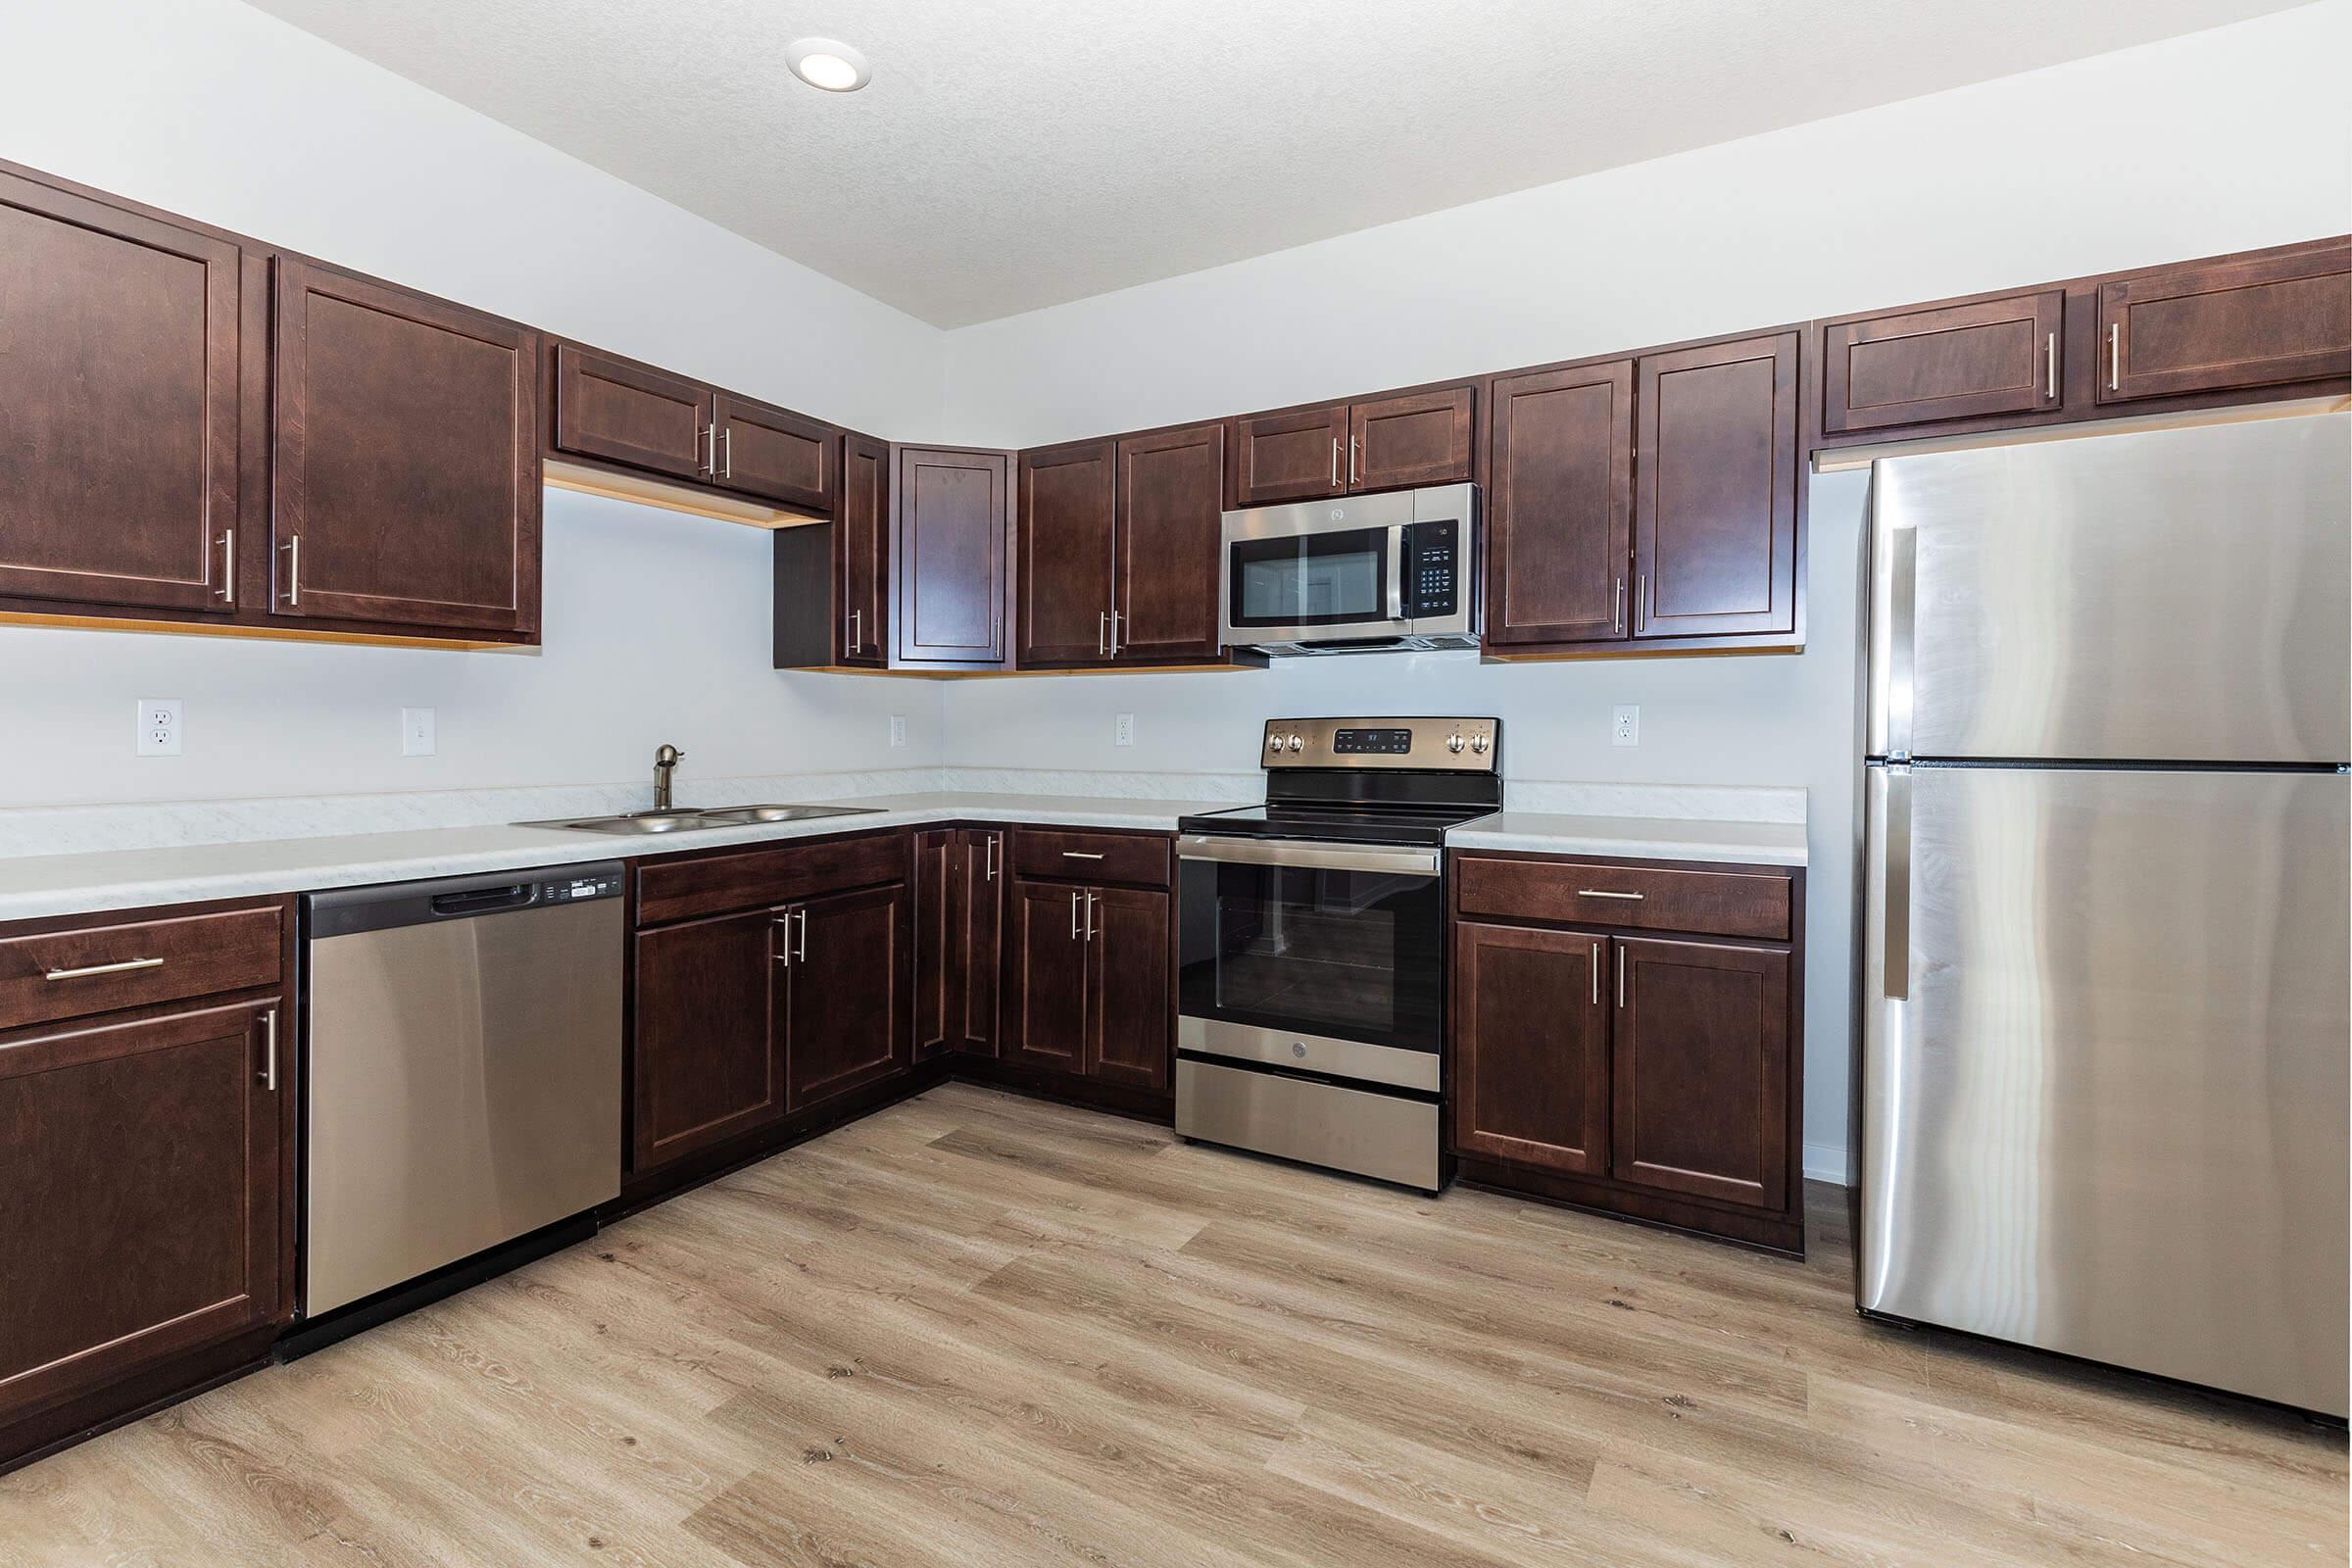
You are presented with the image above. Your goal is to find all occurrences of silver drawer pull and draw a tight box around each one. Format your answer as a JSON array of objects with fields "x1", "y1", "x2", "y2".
[
  {"x1": 1577, "y1": 889, "x2": 1644, "y2": 901},
  {"x1": 1061, "y1": 851, "x2": 1107, "y2": 859},
  {"x1": 44, "y1": 956, "x2": 165, "y2": 981}
]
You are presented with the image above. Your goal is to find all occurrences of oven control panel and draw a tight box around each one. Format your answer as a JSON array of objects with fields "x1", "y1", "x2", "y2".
[{"x1": 1261, "y1": 716, "x2": 1499, "y2": 771}]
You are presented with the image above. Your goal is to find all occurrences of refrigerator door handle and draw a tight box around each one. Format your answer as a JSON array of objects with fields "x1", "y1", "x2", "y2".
[
  {"x1": 1886, "y1": 520, "x2": 1917, "y2": 760},
  {"x1": 1884, "y1": 763, "x2": 1911, "y2": 1000}
]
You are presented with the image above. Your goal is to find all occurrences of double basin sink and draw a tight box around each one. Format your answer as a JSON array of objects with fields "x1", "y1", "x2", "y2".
[{"x1": 519, "y1": 804, "x2": 884, "y2": 836}]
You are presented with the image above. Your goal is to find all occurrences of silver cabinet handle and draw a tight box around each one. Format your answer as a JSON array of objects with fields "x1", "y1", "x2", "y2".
[
  {"x1": 1329, "y1": 437, "x2": 1341, "y2": 489},
  {"x1": 1590, "y1": 941, "x2": 1600, "y2": 1006},
  {"x1": 1061, "y1": 851, "x2": 1106, "y2": 860},
  {"x1": 984, "y1": 833, "x2": 998, "y2": 882},
  {"x1": 1070, "y1": 889, "x2": 1081, "y2": 939},
  {"x1": 1613, "y1": 576, "x2": 1624, "y2": 635},
  {"x1": 44, "y1": 956, "x2": 164, "y2": 981},
  {"x1": 1616, "y1": 945, "x2": 1627, "y2": 1009},
  {"x1": 1577, "y1": 888, "x2": 1643, "y2": 900},
  {"x1": 1098, "y1": 611, "x2": 1109, "y2": 658},
  {"x1": 795, "y1": 906, "x2": 808, "y2": 962},
  {"x1": 2107, "y1": 323, "x2": 2121, "y2": 391},
  {"x1": 1348, "y1": 436, "x2": 1360, "y2": 487},
  {"x1": 721, "y1": 425, "x2": 734, "y2": 479},
  {"x1": 850, "y1": 608, "x2": 862, "y2": 653},
  {"x1": 1084, "y1": 889, "x2": 1098, "y2": 942},
  {"x1": 261, "y1": 1008, "x2": 278, "y2": 1092},
  {"x1": 700, "y1": 422, "x2": 716, "y2": 476},
  {"x1": 1884, "y1": 764, "x2": 1912, "y2": 1001},
  {"x1": 772, "y1": 909, "x2": 794, "y2": 965},
  {"x1": 1108, "y1": 610, "x2": 1122, "y2": 658},
  {"x1": 218, "y1": 527, "x2": 235, "y2": 603},
  {"x1": 282, "y1": 535, "x2": 301, "y2": 606},
  {"x1": 1634, "y1": 572, "x2": 1646, "y2": 633},
  {"x1": 2044, "y1": 331, "x2": 2058, "y2": 401}
]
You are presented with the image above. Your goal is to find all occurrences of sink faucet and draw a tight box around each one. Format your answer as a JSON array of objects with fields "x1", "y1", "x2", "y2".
[{"x1": 652, "y1": 744, "x2": 685, "y2": 812}]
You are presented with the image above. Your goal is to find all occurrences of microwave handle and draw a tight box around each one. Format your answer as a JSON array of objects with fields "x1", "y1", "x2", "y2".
[{"x1": 1386, "y1": 524, "x2": 1408, "y2": 623}]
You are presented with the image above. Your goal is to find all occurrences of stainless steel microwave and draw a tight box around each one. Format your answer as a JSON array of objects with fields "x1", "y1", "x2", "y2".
[{"x1": 1218, "y1": 482, "x2": 1479, "y2": 655}]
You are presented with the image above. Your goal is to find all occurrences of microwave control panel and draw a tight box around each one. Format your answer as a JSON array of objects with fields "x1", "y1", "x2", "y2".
[{"x1": 1404, "y1": 518, "x2": 1460, "y2": 618}]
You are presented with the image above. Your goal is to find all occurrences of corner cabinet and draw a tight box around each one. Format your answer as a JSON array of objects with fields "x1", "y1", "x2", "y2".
[
  {"x1": 896, "y1": 446, "x2": 1010, "y2": 668},
  {"x1": 1448, "y1": 852, "x2": 1804, "y2": 1253},
  {"x1": 773, "y1": 430, "x2": 888, "y2": 669},
  {"x1": 914, "y1": 826, "x2": 1004, "y2": 1060},
  {"x1": 272, "y1": 259, "x2": 542, "y2": 639}
]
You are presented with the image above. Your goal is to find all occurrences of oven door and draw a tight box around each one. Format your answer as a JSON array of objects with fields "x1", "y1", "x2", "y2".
[
  {"x1": 1221, "y1": 521, "x2": 1408, "y2": 644},
  {"x1": 1176, "y1": 837, "x2": 1443, "y2": 1092}
]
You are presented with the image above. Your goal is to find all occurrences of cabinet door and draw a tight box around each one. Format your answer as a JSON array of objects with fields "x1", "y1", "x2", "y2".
[
  {"x1": 1229, "y1": 404, "x2": 1349, "y2": 507},
  {"x1": 272, "y1": 260, "x2": 539, "y2": 635},
  {"x1": 1821, "y1": 292, "x2": 2062, "y2": 434},
  {"x1": 912, "y1": 829, "x2": 958, "y2": 1061},
  {"x1": 551, "y1": 343, "x2": 711, "y2": 480},
  {"x1": 1017, "y1": 440, "x2": 1117, "y2": 665},
  {"x1": 837, "y1": 433, "x2": 888, "y2": 666},
  {"x1": 957, "y1": 830, "x2": 1004, "y2": 1057},
  {"x1": 1004, "y1": 878, "x2": 1089, "y2": 1075},
  {"x1": 0, "y1": 1001, "x2": 284, "y2": 1425},
  {"x1": 1484, "y1": 362, "x2": 1633, "y2": 646},
  {"x1": 1450, "y1": 921, "x2": 1610, "y2": 1176},
  {"x1": 1610, "y1": 937, "x2": 1789, "y2": 1209},
  {"x1": 782, "y1": 883, "x2": 910, "y2": 1112},
  {"x1": 2097, "y1": 242, "x2": 2351, "y2": 404},
  {"x1": 1633, "y1": 331, "x2": 1797, "y2": 640},
  {"x1": 1114, "y1": 423, "x2": 1225, "y2": 662},
  {"x1": 0, "y1": 172, "x2": 242, "y2": 613},
  {"x1": 1350, "y1": 385, "x2": 1473, "y2": 493},
  {"x1": 631, "y1": 908, "x2": 782, "y2": 1170},
  {"x1": 896, "y1": 446, "x2": 1008, "y2": 665},
  {"x1": 1086, "y1": 887, "x2": 1169, "y2": 1092},
  {"x1": 715, "y1": 393, "x2": 836, "y2": 513}
]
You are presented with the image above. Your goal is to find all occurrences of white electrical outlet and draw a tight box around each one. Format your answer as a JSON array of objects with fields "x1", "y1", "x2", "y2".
[
  {"x1": 889, "y1": 714, "x2": 906, "y2": 748},
  {"x1": 135, "y1": 699, "x2": 183, "y2": 757},
  {"x1": 401, "y1": 707, "x2": 436, "y2": 757},
  {"x1": 1611, "y1": 705, "x2": 1641, "y2": 747},
  {"x1": 1114, "y1": 712, "x2": 1136, "y2": 747}
]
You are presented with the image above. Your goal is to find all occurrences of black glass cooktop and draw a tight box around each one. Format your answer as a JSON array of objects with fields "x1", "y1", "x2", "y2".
[{"x1": 1177, "y1": 800, "x2": 1497, "y2": 848}]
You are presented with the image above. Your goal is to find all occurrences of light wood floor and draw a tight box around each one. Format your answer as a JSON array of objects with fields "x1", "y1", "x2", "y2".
[{"x1": 3, "y1": 1082, "x2": 2342, "y2": 1566}]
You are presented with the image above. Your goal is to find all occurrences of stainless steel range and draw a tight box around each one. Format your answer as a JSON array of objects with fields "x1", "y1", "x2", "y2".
[{"x1": 1174, "y1": 716, "x2": 1500, "y2": 1192}]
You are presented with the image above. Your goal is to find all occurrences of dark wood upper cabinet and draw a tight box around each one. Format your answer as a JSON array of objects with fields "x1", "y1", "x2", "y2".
[
  {"x1": 780, "y1": 882, "x2": 908, "y2": 1113},
  {"x1": 1228, "y1": 403, "x2": 1350, "y2": 506},
  {"x1": 714, "y1": 392, "x2": 836, "y2": 514},
  {"x1": 1017, "y1": 440, "x2": 1117, "y2": 665},
  {"x1": 0, "y1": 171, "x2": 244, "y2": 615},
  {"x1": 1114, "y1": 422, "x2": 1225, "y2": 662},
  {"x1": 272, "y1": 259, "x2": 540, "y2": 636},
  {"x1": 1451, "y1": 920, "x2": 1610, "y2": 1176},
  {"x1": 1634, "y1": 331, "x2": 1798, "y2": 641},
  {"x1": 838, "y1": 432, "x2": 889, "y2": 666},
  {"x1": 2097, "y1": 240, "x2": 2351, "y2": 404},
  {"x1": 631, "y1": 908, "x2": 782, "y2": 1171},
  {"x1": 1484, "y1": 360, "x2": 1633, "y2": 647},
  {"x1": 1610, "y1": 936, "x2": 1789, "y2": 1210},
  {"x1": 0, "y1": 1000, "x2": 285, "y2": 1427},
  {"x1": 1005, "y1": 877, "x2": 1089, "y2": 1075},
  {"x1": 1086, "y1": 886, "x2": 1170, "y2": 1092},
  {"x1": 550, "y1": 343, "x2": 712, "y2": 481},
  {"x1": 896, "y1": 446, "x2": 1008, "y2": 666},
  {"x1": 1821, "y1": 290, "x2": 2062, "y2": 434},
  {"x1": 1350, "y1": 385, "x2": 1474, "y2": 492}
]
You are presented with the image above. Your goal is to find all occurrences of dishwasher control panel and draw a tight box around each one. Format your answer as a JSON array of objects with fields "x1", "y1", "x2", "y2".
[{"x1": 544, "y1": 871, "x2": 623, "y2": 904}]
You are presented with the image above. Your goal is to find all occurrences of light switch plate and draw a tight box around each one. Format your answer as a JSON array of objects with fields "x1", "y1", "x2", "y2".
[
  {"x1": 889, "y1": 714, "x2": 906, "y2": 748},
  {"x1": 1611, "y1": 705, "x2": 1640, "y2": 747},
  {"x1": 1114, "y1": 712, "x2": 1136, "y2": 747},
  {"x1": 135, "y1": 699, "x2": 183, "y2": 757},
  {"x1": 401, "y1": 707, "x2": 436, "y2": 757}
]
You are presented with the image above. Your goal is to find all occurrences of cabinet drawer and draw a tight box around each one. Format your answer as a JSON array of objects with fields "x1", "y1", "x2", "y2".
[
  {"x1": 635, "y1": 831, "x2": 906, "y2": 927},
  {"x1": 1010, "y1": 827, "x2": 1171, "y2": 888},
  {"x1": 1454, "y1": 856, "x2": 1790, "y2": 941},
  {"x1": 0, "y1": 904, "x2": 283, "y2": 1031}
]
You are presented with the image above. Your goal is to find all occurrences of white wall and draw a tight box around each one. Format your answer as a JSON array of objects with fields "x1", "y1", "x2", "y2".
[
  {"x1": 0, "y1": 0, "x2": 952, "y2": 808},
  {"x1": 936, "y1": 2, "x2": 2352, "y2": 1181}
]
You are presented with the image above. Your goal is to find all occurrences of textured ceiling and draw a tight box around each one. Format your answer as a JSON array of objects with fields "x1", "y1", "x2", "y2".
[{"x1": 241, "y1": 0, "x2": 2309, "y2": 327}]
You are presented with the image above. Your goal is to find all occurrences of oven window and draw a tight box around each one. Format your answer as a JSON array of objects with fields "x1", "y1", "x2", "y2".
[
  {"x1": 1229, "y1": 526, "x2": 1390, "y2": 628},
  {"x1": 1177, "y1": 858, "x2": 1442, "y2": 1053}
]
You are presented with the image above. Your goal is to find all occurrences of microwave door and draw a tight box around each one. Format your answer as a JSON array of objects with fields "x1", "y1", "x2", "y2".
[{"x1": 1222, "y1": 518, "x2": 1412, "y2": 644}]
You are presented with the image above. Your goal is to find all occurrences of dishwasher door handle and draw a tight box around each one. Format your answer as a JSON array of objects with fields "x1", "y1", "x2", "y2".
[{"x1": 432, "y1": 884, "x2": 535, "y2": 916}]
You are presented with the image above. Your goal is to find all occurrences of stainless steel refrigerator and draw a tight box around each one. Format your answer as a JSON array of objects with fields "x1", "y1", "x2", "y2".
[{"x1": 1857, "y1": 412, "x2": 2350, "y2": 1417}]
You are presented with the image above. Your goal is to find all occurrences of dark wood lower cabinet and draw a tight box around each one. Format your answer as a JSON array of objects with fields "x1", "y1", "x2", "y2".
[
  {"x1": 1006, "y1": 877, "x2": 1091, "y2": 1075},
  {"x1": 915, "y1": 827, "x2": 1005, "y2": 1062},
  {"x1": 1086, "y1": 886, "x2": 1169, "y2": 1092},
  {"x1": 1004, "y1": 875, "x2": 1170, "y2": 1093},
  {"x1": 0, "y1": 999, "x2": 286, "y2": 1430},
  {"x1": 1450, "y1": 920, "x2": 1609, "y2": 1175},
  {"x1": 779, "y1": 883, "x2": 909, "y2": 1112},
  {"x1": 631, "y1": 907, "x2": 784, "y2": 1169},
  {"x1": 1610, "y1": 936, "x2": 1789, "y2": 1209}
]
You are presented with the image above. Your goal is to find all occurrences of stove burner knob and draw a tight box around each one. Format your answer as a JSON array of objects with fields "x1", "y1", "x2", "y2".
[
  {"x1": 1266, "y1": 732, "x2": 1283, "y2": 753},
  {"x1": 1469, "y1": 733, "x2": 1491, "y2": 756},
  {"x1": 1285, "y1": 732, "x2": 1305, "y2": 754},
  {"x1": 1446, "y1": 731, "x2": 1466, "y2": 754}
]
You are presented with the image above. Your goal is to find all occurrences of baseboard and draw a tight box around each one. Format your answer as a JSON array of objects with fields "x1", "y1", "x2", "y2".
[{"x1": 1803, "y1": 1142, "x2": 1854, "y2": 1187}]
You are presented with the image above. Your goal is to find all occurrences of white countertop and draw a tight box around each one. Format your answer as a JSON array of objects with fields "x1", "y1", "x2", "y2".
[{"x1": 0, "y1": 787, "x2": 1808, "y2": 923}]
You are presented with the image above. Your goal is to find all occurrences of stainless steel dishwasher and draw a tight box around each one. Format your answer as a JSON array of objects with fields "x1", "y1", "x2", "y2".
[{"x1": 302, "y1": 862, "x2": 624, "y2": 1318}]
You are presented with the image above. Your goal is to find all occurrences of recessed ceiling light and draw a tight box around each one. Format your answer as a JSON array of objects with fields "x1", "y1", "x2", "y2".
[{"x1": 787, "y1": 37, "x2": 870, "y2": 93}]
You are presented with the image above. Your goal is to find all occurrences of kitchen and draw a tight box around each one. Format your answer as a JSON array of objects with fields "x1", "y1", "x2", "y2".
[{"x1": 1, "y1": 1, "x2": 2347, "y2": 1562}]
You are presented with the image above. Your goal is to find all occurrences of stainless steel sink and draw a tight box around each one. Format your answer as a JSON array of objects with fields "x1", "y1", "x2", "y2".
[{"x1": 515, "y1": 805, "x2": 883, "y2": 836}]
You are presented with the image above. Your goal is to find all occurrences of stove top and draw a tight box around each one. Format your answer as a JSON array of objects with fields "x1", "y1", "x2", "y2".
[{"x1": 1179, "y1": 716, "x2": 1502, "y2": 848}]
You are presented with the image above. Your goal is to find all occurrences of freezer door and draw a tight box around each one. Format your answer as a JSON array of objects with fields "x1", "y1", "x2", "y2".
[
  {"x1": 1867, "y1": 414, "x2": 2349, "y2": 763},
  {"x1": 1859, "y1": 763, "x2": 2348, "y2": 1415}
]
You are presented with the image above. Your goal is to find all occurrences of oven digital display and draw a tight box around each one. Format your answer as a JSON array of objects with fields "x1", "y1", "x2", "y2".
[{"x1": 1333, "y1": 728, "x2": 1413, "y2": 755}]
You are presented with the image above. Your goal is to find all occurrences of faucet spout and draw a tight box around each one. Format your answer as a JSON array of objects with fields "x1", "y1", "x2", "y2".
[{"x1": 653, "y1": 744, "x2": 685, "y2": 812}]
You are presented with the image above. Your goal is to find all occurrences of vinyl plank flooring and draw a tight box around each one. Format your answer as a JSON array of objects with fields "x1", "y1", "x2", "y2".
[{"x1": 1, "y1": 1081, "x2": 2340, "y2": 1567}]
